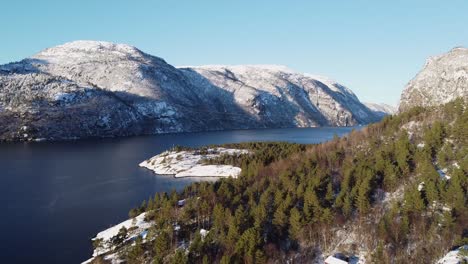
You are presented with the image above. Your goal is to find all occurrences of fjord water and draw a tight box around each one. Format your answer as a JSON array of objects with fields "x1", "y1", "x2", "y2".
[{"x1": 0, "y1": 127, "x2": 356, "y2": 263}]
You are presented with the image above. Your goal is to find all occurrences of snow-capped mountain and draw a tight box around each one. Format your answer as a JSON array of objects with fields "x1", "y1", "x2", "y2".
[
  {"x1": 364, "y1": 102, "x2": 396, "y2": 118},
  {"x1": 0, "y1": 41, "x2": 382, "y2": 141},
  {"x1": 399, "y1": 47, "x2": 468, "y2": 112}
]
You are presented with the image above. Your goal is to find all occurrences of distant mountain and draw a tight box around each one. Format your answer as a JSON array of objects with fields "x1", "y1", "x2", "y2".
[
  {"x1": 0, "y1": 41, "x2": 382, "y2": 141},
  {"x1": 399, "y1": 47, "x2": 468, "y2": 112},
  {"x1": 364, "y1": 102, "x2": 396, "y2": 118},
  {"x1": 180, "y1": 65, "x2": 380, "y2": 127}
]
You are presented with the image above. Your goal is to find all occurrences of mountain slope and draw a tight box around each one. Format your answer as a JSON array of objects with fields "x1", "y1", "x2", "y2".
[
  {"x1": 0, "y1": 41, "x2": 382, "y2": 141},
  {"x1": 399, "y1": 47, "x2": 468, "y2": 112},
  {"x1": 180, "y1": 65, "x2": 380, "y2": 127},
  {"x1": 364, "y1": 102, "x2": 396, "y2": 118},
  {"x1": 86, "y1": 99, "x2": 468, "y2": 264}
]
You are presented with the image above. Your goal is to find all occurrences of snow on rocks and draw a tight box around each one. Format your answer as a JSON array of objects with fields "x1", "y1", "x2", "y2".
[
  {"x1": 200, "y1": 229, "x2": 209, "y2": 239},
  {"x1": 1, "y1": 40, "x2": 383, "y2": 142},
  {"x1": 91, "y1": 213, "x2": 151, "y2": 257},
  {"x1": 139, "y1": 147, "x2": 249, "y2": 178},
  {"x1": 399, "y1": 47, "x2": 468, "y2": 112},
  {"x1": 82, "y1": 252, "x2": 124, "y2": 264},
  {"x1": 54, "y1": 92, "x2": 76, "y2": 102},
  {"x1": 324, "y1": 255, "x2": 348, "y2": 264},
  {"x1": 437, "y1": 245, "x2": 468, "y2": 264},
  {"x1": 418, "y1": 182, "x2": 425, "y2": 191},
  {"x1": 437, "y1": 168, "x2": 451, "y2": 180}
]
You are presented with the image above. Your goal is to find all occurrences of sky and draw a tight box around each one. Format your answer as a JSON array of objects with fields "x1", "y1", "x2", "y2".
[{"x1": 2, "y1": 0, "x2": 468, "y2": 106}]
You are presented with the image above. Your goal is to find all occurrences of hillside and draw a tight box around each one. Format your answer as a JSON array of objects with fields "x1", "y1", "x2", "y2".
[
  {"x1": 399, "y1": 47, "x2": 468, "y2": 112},
  {"x1": 86, "y1": 99, "x2": 467, "y2": 263},
  {"x1": 0, "y1": 41, "x2": 382, "y2": 142},
  {"x1": 364, "y1": 102, "x2": 396, "y2": 118}
]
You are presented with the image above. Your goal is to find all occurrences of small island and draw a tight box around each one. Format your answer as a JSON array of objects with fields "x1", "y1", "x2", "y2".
[{"x1": 139, "y1": 147, "x2": 250, "y2": 178}]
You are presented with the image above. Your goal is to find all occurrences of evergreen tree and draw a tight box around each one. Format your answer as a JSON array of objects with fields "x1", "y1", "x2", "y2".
[
  {"x1": 126, "y1": 236, "x2": 144, "y2": 264},
  {"x1": 171, "y1": 249, "x2": 188, "y2": 264},
  {"x1": 154, "y1": 230, "x2": 171, "y2": 257},
  {"x1": 356, "y1": 176, "x2": 371, "y2": 214},
  {"x1": 288, "y1": 207, "x2": 302, "y2": 240},
  {"x1": 325, "y1": 181, "x2": 334, "y2": 205}
]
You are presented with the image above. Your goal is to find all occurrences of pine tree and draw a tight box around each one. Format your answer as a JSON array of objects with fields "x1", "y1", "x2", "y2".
[
  {"x1": 404, "y1": 186, "x2": 425, "y2": 213},
  {"x1": 342, "y1": 193, "x2": 353, "y2": 217},
  {"x1": 154, "y1": 230, "x2": 171, "y2": 256},
  {"x1": 212, "y1": 204, "x2": 226, "y2": 235},
  {"x1": 446, "y1": 170, "x2": 466, "y2": 212},
  {"x1": 171, "y1": 249, "x2": 188, "y2": 264},
  {"x1": 226, "y1": 219, "x2": 240, "y2": 253},
  {"x1": 395, "y1": 134, "x2": 412, "y2": 175},
  {"x1": 126, "y1": 236, "x2": 144, "y2": 264},
  {"x1": 325, "y1": 181, "x2": 334, "y2": 205},
  {"x1": 235, "y1": 228, "x2": 260, "y2": 262},
  {"x1": 255, "y1": 249, "x2": 267, "y2": 264},
  {"x1": 288, "y1": 207, "x2": 302, "y2": 240},
  {"x1": 356, "y1": 177, "x2": 371, "y2": 214},
  {"x1": 273, "y1": 206, "x2": 287, "y2": 231},
  {"x1": 111, "y1": 226, "x2": 128, "y2": 246}
]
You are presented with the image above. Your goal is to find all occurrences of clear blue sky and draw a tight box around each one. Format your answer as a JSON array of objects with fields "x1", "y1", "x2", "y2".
[{"x1": 3, "y1": 0, "x2": 468, "y2": 105}]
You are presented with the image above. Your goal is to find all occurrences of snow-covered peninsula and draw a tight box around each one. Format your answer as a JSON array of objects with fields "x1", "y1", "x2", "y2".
[
  {"x1": 82, "y1": 212, "x2": 152, "y2": 264},
  {"x1": 139, "y1": 147, "x2": 249, "y2": 178}
]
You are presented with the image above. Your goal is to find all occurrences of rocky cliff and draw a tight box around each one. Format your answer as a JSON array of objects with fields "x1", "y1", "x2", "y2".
[
  {"x1": 399, "y1": 47, "x2": 468, "y2": 112},
  {"x1": 0, "y1": 41, "x2": 382, "y2": 141}
]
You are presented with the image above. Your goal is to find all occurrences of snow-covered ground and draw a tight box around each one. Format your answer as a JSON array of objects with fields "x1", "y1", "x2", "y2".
[
  {"x1": 437, "y1": 245, "x2": 468, "y2": 264},
  {"x1": 82, "y1": 212, "x2": 151, "y2": 263},
  {"x1": 139, "y1": 147, "x2": 249, "y2": 178}
]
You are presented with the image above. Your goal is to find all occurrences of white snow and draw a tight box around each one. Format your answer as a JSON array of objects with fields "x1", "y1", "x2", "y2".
[
  {"x1": 418, "y1": 182, "x2": 425, "y2": 191},
  {"x1": 94, "y1": 213, "x2": 150, "y2": 244},
  {"x1": 54, "y1": 92, "x2": 76, "y2": 102},
  {"x1": 91, "y1": 213, "x2": 151, "y2": 257},
  {"x1": 437, "y1": 169, "x2": 451, "y2": 180},
  {"x1": 139, "y1": 147, "x2": 249, "y2": 178},
  {"x1": 38, "y1": 40, "x2": 142, "y2": 61},
  {"x1": 437, "y1": 245, "x2": 468, "y2": 264},
  {"x1": 178, "y1": 199, "x2": 185, "y2": 206},
  {"x1": 200, "y1": 229, "x2": 209, "y2": 238},
  {"x1": 179, "y1": 63, "x2": 374, "y2": 126},
  {"x1": 363, "y1": 102, "x2": 396, "y2": 115},
  {"x1": 399, "y1": 47, "x2": 468, "y2": 112},
  {"x1": 324, "y1": 255, "x2": 348, "y2": 264}
]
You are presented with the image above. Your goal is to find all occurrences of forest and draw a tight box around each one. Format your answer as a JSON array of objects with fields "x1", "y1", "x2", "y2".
[{"x1": 93, "y1": 98, "x2": 467, "y2": 264}]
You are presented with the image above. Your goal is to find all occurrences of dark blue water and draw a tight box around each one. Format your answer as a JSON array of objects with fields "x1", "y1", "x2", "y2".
[{"x1": 0, "y1": 127, "x2": 356, "y2": 263}]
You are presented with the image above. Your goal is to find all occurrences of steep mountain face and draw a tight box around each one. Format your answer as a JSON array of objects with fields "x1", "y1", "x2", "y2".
[
  {"x1": 0, "y1": 41, "x2": 381, "y2": 141},
  {"x1": 364, "y1": 102, "x2": 396, "y2": 118},
  {"x1": 180, "y1": 65, "x2": 379, "y2": 128},
  {"x1": 399, "y1": 47, "x2": 468, "y2": 112}
]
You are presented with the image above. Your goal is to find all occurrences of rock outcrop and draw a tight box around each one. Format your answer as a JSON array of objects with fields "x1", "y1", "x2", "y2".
[{"x1": 399, "y1": 47, "x2": 468, "y2": 112}]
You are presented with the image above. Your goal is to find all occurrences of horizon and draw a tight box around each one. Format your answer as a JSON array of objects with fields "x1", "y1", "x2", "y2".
[{"x1": 3, "y1": 1, "x2": 468, "y2": 106}]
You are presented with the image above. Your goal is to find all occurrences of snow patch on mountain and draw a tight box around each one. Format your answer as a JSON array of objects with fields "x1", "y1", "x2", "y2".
[
  {"x1": 399, "y1": 47, "x2": 468, "y2": 112},
  {"x1": 364, "y1": 102, "x2": 396, "y2": 117},
  {"x1": 0, "y1": 40, "x2": 384, "y2": 141}
]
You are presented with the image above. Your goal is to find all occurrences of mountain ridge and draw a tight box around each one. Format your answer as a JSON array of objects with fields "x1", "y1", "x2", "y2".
[
  {"x1": 0, "y1": 40, "x2": 384, "y2": 141},
  {"x1": 399, "y1": 47, "x2": 468, "y2": 112}
]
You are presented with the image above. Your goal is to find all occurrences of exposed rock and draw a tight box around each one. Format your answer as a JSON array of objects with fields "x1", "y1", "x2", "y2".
[
  {"x1": 399, "y1": 47, "x2": 468, "y2": 112},
  {"x1": 0, "y1": 41, "x2": 383, "y2": 141}
]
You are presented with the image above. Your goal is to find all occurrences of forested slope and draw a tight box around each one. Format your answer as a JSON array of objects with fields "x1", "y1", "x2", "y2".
[{"x1": 91, "y1": 98, "x2": 467, "y2": 264}]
